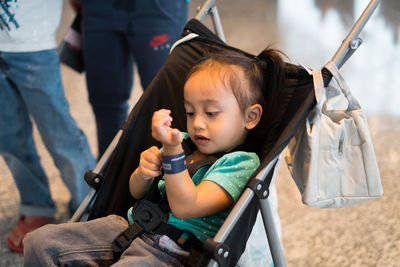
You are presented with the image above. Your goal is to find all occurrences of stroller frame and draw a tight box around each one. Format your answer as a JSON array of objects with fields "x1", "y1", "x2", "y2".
[{"x1": 70, "y1": 1, "x2": 382, "y2": 266}]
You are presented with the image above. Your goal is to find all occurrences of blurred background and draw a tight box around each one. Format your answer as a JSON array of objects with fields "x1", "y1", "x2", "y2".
[{"x1": 1, "y1": 0, "x2": 399, "y2": 266}]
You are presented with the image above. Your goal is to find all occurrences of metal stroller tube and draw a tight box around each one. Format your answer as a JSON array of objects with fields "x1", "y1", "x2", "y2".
[
  {"x1": 331, "y1": 0, "x2": 382, "y2": 68},
  {"x1": 207, "y1": 155, "x2": 286, "y2": 267},
  {"x1": 195, "y1": 0, "x2": 217, "y2": 21},
  {"x1": 69, "y1": 129, "x2": 123, "y2": 222},
  {"x1": 195, "y1": 0, "x2": 226, "y2": 42}
]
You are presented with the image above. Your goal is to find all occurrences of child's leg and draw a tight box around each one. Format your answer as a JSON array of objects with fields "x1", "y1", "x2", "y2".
[
  {"x1": 112, "y1": 235, "x2": 183, "y2": 267},
  {"x1": 23, "y1": 215, "x2": 128, "y2": 266}
]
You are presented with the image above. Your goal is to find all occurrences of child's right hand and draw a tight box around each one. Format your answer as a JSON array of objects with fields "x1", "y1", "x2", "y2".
[
  {"x1": 152, "y1": 109, "x2": 183, "y2": 150},
  {"x1": 136, "y1": 146, "x2": 162, "y2": 180}
]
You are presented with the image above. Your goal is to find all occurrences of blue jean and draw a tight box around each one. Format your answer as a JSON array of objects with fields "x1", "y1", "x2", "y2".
[
  {"x1": 81, "y1": 0, "x2": 188, "y2": 156},
  {"x1": 0, "y1": 49, "x2": 96, "y2": 217},
  {"x1": 23, "y1": 215, "x2": 184, "y2": 266}
]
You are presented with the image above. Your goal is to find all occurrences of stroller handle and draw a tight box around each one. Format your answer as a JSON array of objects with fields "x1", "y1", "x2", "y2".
[{"x1": 331, "y1": 0, "x2": 381, "y2": 68}]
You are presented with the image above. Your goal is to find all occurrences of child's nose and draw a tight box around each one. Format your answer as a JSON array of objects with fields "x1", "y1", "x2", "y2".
[{"x1": 193, "y1": 115, "x2": 205, "y2": 130}]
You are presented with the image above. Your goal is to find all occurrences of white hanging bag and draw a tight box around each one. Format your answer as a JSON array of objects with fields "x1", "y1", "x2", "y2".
[{"x1": 285, "y1": 61, "x2": 383, "y2": 208}]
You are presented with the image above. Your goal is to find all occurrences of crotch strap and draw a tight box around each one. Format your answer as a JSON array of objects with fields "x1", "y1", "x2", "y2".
[
  {"x1": 112, "y1": 199, "x2": 166, "y2": 260},
  {"x1": 111, "y1": 199, "x2": 202, "y2": 262}
]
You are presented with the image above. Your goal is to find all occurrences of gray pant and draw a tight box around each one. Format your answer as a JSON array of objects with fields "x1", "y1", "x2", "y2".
[{"x1": 23, "y1": 215, "x2": 183, "y2": 267}]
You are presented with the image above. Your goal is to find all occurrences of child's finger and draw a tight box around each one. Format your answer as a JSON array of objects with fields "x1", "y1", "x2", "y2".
[
  {"x1": 153, "y1": 109, "x2": 172, "y2": 124},
  {"x1": 148, "y1": 146, "x2": 162, "y2": 159},
  {"x1": 139, "y1": 166, "x2": 161, "y2": 180},
  {"x1": 156, "y1": 109, "x2": 171, "y2": 115},
  {"x1": 170, "y1": 129, "x2": 183, "y2": 145},
  {"x1": 141, "y1": 147, "x2": 162, "y2": 168},
  {"x1": 152, "y1": 113, "x2": 172, "y2": 131}
]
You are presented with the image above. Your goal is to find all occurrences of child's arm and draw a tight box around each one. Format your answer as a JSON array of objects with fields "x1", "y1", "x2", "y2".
[
  {"x1": 129, "y1": 146, "x2": 162, "y2": 200},
  {"x1": 152, "y1": 109, "x2": 233, "y2": 219}
]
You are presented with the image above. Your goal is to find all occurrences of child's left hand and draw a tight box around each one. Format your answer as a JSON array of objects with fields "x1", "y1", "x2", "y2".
[{"x1": 152, "y1": 109, "x2": 183, "y2": 148}]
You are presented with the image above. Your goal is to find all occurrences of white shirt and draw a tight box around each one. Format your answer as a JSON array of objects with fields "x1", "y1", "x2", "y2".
[{"x1": 0, "y1": 0, "x2": 63, "y2": 52}]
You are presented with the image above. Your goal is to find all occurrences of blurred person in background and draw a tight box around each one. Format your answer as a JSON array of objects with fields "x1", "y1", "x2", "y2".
[
  {"x1": 0, "y1": 0, "x2": 96, "y2": 253},
  {"x1": 69, "y1": 0, "x2": 189, "y2": 157}
]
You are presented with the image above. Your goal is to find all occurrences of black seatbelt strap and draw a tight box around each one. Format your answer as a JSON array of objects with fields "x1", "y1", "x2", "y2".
[
  {"x1": 111, "y1": 221, "x2": 143, "y2": 260},
  {"x1": 112, "y1": 196, "x2": 167, "y2": 261}
]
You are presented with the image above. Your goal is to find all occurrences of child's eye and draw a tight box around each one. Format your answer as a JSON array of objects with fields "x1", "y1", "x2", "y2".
[
  {"x1": 186, "y1": 112, "x2": 194, "y2": 117},
  {"x1": 206, "y1": 112, "x2": 219, "y2": 117}
]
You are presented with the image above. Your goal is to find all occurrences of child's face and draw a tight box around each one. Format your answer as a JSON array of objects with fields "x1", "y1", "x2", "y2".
[{"x1": 184, "y1": 70, "x2": 249, "y2": 155}]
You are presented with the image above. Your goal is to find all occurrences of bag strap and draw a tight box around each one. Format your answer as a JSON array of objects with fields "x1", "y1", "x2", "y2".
[
  {"x1": 324, "y1": 61, "x2": 361, "y2": 110},
  {"x1": 312, "y1": 67, "x2": 325, "y2": 109}
]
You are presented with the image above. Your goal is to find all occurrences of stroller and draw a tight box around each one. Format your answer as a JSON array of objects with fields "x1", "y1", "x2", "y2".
[{"x1": 71, "y1": 0, "x2": 382, "y2": 266}]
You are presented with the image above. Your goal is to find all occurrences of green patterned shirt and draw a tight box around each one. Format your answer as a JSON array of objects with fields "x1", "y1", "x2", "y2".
[{"x1": 128, "y1": 134, "x2": 260, "y2": 242}]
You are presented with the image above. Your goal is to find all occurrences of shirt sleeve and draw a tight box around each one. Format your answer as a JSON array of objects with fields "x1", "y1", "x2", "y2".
[{"x1": 203, "y1": 151, "x2": 260, "y2": 203}]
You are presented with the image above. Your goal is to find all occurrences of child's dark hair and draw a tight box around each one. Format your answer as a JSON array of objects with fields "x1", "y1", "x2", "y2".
[
  {"x1": 252, "y1": 48, "x2": 286, "y2": 157},
  {"x1": 186, "y1": 51, "x2": 265, "y2": 114},
  {"x1": 186, "y1": 48, "x2": 286, "y2": 155},
  {"x1": 186, "y1": 48, "x2": 285, "y2": 115}
]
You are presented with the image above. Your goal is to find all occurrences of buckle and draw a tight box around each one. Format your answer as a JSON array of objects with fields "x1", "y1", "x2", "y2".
[{"x1": 132, "y1": 200, "x2": 167, "y2": 232}]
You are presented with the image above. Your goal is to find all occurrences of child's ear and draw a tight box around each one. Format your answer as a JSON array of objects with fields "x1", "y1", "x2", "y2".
[{"x1": 245, "y1": 104, "x2": 263, "y2": 130}]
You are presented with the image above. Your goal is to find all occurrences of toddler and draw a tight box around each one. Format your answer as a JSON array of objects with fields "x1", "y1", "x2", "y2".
[{"x1": 23, "y1": 49, "x2": 285, "y2": 266}]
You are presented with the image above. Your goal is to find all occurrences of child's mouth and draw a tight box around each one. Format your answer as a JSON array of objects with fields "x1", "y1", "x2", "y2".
[{"x1": 195, "y1": 135, "x2": 209, "y2": 144}]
